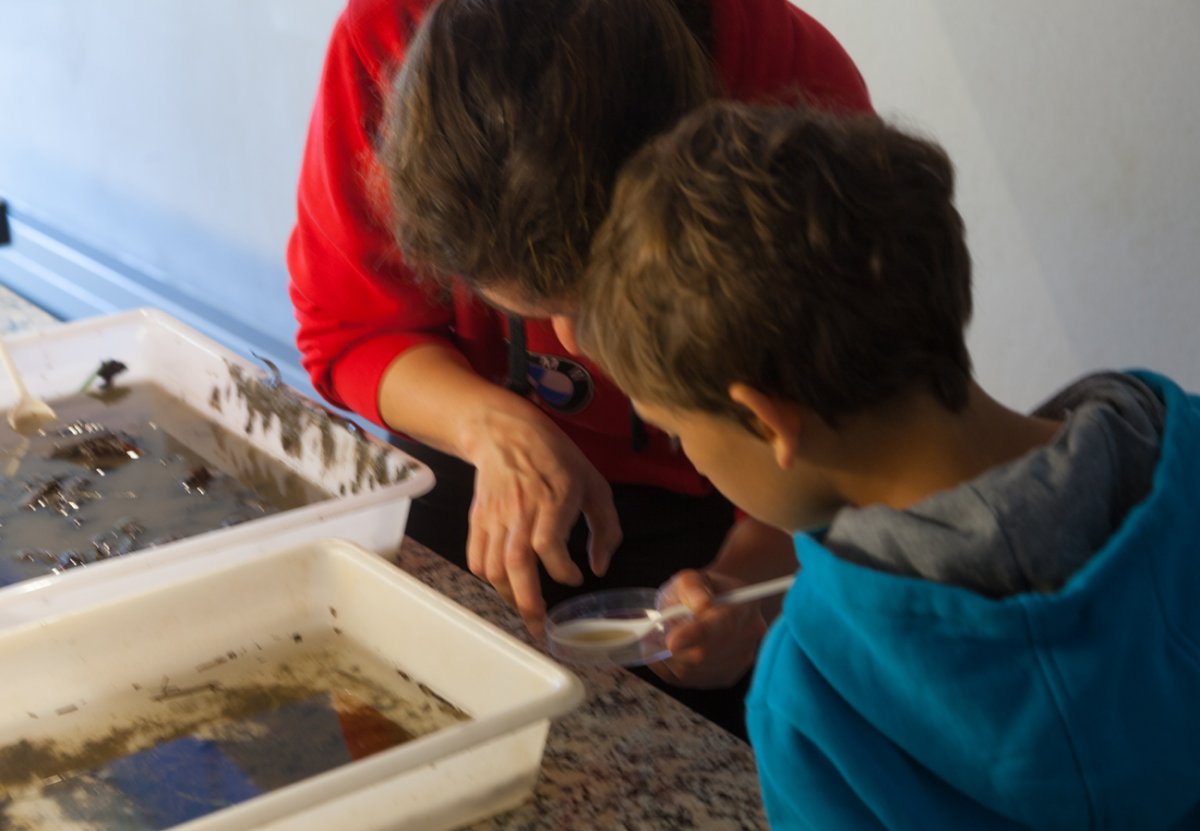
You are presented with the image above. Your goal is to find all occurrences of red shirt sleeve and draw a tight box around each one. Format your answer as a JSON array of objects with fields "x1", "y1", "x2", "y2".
[
  {"x1": 287, "y1": 3, "x2": 452, "y2": 428},
  {"x1": 713, "y1": 0, "x2": 873, "y2": 114}
]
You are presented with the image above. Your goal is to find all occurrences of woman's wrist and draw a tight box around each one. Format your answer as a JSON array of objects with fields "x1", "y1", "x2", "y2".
[
  {"x1": 455, "y1": 386, "x2": 555, "y2": 466},
  {"x1": 377, "y1": 343, "x2": 551, "y2": 463}
]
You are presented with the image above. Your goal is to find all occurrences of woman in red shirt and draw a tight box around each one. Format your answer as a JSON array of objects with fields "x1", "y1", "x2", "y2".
[{"x1": 289, "y1": 0, "x2": 870, "y2": 736}]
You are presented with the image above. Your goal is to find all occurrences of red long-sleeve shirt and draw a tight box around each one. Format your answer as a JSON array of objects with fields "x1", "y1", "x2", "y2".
[{"x1": 288, "y1": 0, "x2": 871, "y2": 496}]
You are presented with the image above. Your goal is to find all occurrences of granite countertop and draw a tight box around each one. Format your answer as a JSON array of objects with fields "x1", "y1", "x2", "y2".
[
  {"x1": 0, "y1": 288, "x2": 768, "y2": 829},
  {"x1": 393, "y1": 538, "x2": 769, "y2": 831}
]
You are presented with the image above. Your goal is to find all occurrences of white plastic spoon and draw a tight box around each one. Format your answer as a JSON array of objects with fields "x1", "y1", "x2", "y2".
[
  {"x1": 0, "y1": 336, "x2": 55, "y2": 435},
  {"x1": 549, "y1": 573, "x2": 797, "y2": 652}
]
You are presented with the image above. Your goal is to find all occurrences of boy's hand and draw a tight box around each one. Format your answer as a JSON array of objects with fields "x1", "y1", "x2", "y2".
[
  {"x1": 650, "y1": 569, "x2": 769, "y2": 689},
  {"x1": 648, "y1": 519, "x2": 795, "y2": 687},
  {"x1": 463, "y1": 405, "x2": 622, "y2": 635}
]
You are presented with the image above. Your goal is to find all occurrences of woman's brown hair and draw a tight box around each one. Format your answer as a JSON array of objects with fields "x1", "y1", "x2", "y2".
[{"x1": 380, "y1": 0, "x2": 716, "y2": 301}]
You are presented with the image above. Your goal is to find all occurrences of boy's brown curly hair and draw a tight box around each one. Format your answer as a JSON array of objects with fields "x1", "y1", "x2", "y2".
[{"x1": 577, "y1": 101, "x2": 974, "y2": 427}]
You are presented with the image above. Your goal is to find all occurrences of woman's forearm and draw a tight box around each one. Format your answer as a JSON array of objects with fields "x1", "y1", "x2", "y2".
[{"x1": 377, "y1": 343, "x2": 550, "y2": 462}]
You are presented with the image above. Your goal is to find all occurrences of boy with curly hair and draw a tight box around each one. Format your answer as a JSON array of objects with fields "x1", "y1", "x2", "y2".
[{"x1": 576, "y1": 101, "x2": 1200, "y2": 829}]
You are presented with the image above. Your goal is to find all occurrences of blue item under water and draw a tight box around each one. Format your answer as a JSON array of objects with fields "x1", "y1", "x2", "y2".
[{"x1": 18, "y1": 692, "x2": 406, "y2": 830}]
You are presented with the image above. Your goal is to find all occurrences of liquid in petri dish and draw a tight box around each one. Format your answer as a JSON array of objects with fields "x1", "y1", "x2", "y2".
[{"x1": 551, "y1": 620, "x2": 644, "y2": 648}]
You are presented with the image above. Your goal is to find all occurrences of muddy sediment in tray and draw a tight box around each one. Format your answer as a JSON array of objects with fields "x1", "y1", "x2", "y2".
[
  {"x1": 217, "y1": 363, "x2": 407, "y2": 496},
  {"x1": 0, "y1": 382, "x2": 331, "y2": 587},
  {"x1": 0, "y1": 630, "x2": 470, "y2": 830}
]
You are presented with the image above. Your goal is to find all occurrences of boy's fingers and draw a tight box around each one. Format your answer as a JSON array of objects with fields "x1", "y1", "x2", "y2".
[
  {"x1": 658, "y1": 618, "x2": 763, "y2": 688},
  {"x1": 671, "y1": 571, "x2": 716, "y2": 613},
  {"x1": 665, "y1": 617, "x2": 708, "y2": 653},
  {"x1": 667, "y1": 604, "x2": 758, "y2": 653}
]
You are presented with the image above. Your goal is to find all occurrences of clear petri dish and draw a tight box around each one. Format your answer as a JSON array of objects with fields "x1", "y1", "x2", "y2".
[{"x1": 545, "y1": 588, "x2": 683, "y2": 667}]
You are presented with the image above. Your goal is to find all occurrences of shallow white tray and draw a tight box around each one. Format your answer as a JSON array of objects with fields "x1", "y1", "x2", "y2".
[
  {"x1": 0, "y1": 308, "x2": 434, "y2": 596},
  {"x1": 0, "y1": 537, "x2": 584, "y2": 830}
]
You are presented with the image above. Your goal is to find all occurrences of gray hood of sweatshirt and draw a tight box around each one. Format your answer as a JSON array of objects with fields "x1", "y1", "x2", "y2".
[{"x1": 822, "y1": 372, "x2": 1165, "y2": 598}]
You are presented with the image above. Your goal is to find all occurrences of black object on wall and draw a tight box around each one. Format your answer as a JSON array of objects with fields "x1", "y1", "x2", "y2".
[{"x1": 0, "y1": 199, "x2": 11, "y2": 246}]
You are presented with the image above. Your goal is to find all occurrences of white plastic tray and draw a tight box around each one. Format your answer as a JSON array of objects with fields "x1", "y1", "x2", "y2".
[
  {"x1": 0, "y1": 308, "x2": 434, "y2": 596},
  {"x1": 0, "y1": 537, "x2": 584, "y2": 830}
]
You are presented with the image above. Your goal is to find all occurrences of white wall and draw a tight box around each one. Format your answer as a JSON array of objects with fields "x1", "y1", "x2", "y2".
[
  {"x1": 798, "y1": 0, "x2": 1200, "y2": 407},
  {"x1": 2, "y1": 1, "x2": 1198, "y2": 409},
  {"x1": 0, "y1": 0, "x2": 344, "y2": 343}
]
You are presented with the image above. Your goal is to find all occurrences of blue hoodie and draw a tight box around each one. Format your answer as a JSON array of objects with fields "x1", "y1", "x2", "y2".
[{"x1": 746, "y1": 372, "x2": 1200, "y2": 829}]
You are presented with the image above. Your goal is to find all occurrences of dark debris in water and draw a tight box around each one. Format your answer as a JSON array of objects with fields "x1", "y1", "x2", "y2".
[
  {"x1": 51, "y1": 426, "x2": 142, "y2": 471},
  {"x1": 1, "y1": 383, "x2": 333, "y2": 587},
  {"x1": 97, "y1": 360, "x2": 128, "y2": 389},
  {"x1": 18, "y1": 517, "x2": 153, "y2": 572},
  {"x1": 80, "y1": 360, "x2": 132, "y2": 404},
  {"x1": 18, "y1": 548, "x2": 88, "y2": 573},
  {"x1": 21, "y1": 475, "x2": 100, "y2": 516},
  {"x1": 181, "y1": 465, "x2": 213, "y2": 494},
  {"x1": 90, "y1": 519, "x2": 145, "y2": 560}
]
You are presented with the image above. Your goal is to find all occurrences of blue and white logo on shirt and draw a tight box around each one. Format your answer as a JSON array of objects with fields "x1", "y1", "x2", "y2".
[{"x1": 527, "y1": 353, "x2": 594, "y2": 414}]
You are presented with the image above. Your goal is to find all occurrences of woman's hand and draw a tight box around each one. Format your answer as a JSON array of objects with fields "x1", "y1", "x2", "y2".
[
  {"x1": 379, "y1": 345, "x2": 622, "y2": 634},
  {"x1": 461, "y1": 404, "x2": 622, "y2": 633}
]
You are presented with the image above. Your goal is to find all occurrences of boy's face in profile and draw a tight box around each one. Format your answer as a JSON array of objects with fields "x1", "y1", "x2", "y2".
[{"x1": 632, "y1": 397, "x2": 841, "y2": 533}]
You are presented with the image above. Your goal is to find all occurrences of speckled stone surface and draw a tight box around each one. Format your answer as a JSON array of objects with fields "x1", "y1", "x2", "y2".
[
  {"x1": 393, "y1": 539, "x2": 769, "y2": 830},
  {"x1": 0, "y1": 283, "x2": 57, "y2": 335}
]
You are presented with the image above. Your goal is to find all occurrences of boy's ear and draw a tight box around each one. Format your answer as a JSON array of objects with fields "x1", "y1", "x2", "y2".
[{"x1": 728, "y1": 383, "x2": 804, "y2": 470}]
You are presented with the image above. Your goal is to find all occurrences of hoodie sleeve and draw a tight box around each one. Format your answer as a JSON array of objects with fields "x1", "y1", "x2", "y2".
[{"x1": 287, "y1": 3, "x2": 457, "y2": 428}]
